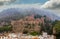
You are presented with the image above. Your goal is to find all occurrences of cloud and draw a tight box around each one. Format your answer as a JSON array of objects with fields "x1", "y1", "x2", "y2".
[
  {"x1": 41, "y1": 0, "x2": 60, "y2": 9},
  {"x1": 40, "y1": 0, "x2": 60, "y2": 16},
  {"x1": 0, "y1": 0, "x2": 16, "y2": 5},
  {"x1": 0, "y1": 0, "x2": 60, "y2": 16},
  {"x1": 0, "y1": 4, "x2": 41, "y2": 12},
  {"x1": 0, "y1": 0, "x2": 10, "y2": 2}
]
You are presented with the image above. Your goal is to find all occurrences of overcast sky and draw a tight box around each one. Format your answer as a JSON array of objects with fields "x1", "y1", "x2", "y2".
[{"x1": 0, "y1": 0, "x2": 60, "y2": 16}]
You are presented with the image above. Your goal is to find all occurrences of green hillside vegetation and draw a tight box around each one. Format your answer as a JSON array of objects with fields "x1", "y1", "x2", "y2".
[
  {"x1": 53, "y1": 20, "x2": 60, "y2": 39},
  {"x1": 0, "y1": 25, "x2": 12, "y2": 33}
]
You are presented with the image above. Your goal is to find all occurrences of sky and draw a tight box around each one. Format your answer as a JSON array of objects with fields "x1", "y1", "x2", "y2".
[{"x1": 0, "y1": 0, "x2": 60, "y2": 16}]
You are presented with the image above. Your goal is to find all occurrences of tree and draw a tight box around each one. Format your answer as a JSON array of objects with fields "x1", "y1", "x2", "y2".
[
  {"x1": 0, "y1": 26, "x2": 12, "y2": 32},
  {"x1": 53, "y1": 21, "x2": 60, "y2": 39},
  {"x1": 23, "y1": 29, "x2": 28, "y2": 34},
  {"x1": 30, "y1": 31, "x2": 39, "y2": 36},
  {"x1": 34, "y1": 14, "x2": 42, "y2": 19},
  {"x1": 53, "y1": 21, "x2": 60, "y2": 34}
]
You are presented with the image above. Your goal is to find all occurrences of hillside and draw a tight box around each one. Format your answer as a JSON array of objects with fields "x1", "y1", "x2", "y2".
[
  {"x1": 0, "y1": 8, "x2": 60, "y2": 37},
  {"x1": 11, "y1": 14, "x2": 53, "y2": 35}
]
